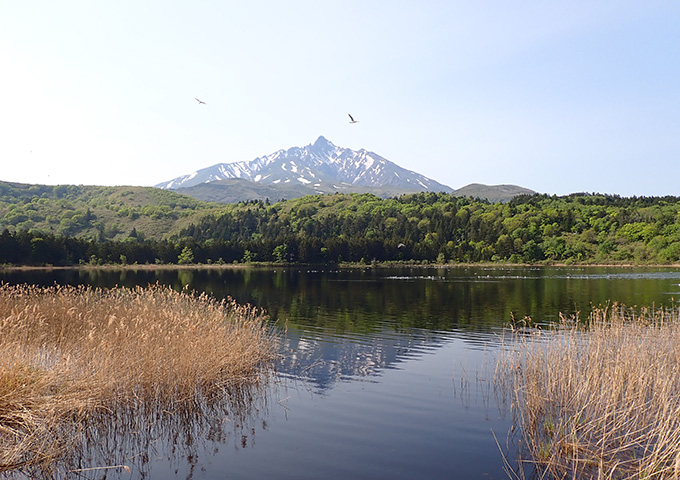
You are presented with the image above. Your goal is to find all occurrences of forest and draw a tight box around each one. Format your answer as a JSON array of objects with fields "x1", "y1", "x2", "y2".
[
  {"x1": 2, "y1": 191, "x2": 680, "y2": 266},
  {"x1": 0, "y1": 181, "x2": 220, "y2": 241}
]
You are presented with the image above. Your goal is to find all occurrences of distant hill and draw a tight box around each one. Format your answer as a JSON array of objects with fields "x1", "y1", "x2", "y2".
[
  {"x1": 0, "y1": 181, "x2": 221, "y2": 241},
  {"x1": 451, "y1": 183, "x2": 535, "y2": 203},
  {"x1": 174, "y1": 179, "x2": 534, "y2": 204},
  {"x1": 174, "y1": 178, "x2": 441, "y2": 204}
]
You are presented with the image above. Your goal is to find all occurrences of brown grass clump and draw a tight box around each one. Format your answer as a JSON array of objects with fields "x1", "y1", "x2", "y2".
[
  {"x1": 499, "y1": 304, "x2": 680, "y2": 480},
  {"x1": 0, "y1": 283, "x2": 278, "y2": 475}
]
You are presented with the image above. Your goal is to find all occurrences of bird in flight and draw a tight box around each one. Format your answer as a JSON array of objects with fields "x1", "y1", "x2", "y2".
[
  {"x1": 195, "y1": 98, "x2": 206, "y2": 105},
  {"x1": 348, "y1": 113, "x2": 358, "y2": 124}
]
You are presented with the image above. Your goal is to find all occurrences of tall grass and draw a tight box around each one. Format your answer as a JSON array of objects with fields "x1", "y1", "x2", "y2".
[
  {"x1": 0, "y1": 283, "x2": 278, "y2": 476},
  {"x1": 498, "y1": 304, "x2": 680, "y2": 480}
]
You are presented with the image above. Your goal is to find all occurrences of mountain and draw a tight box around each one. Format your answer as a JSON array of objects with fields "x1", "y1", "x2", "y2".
[
  {"x1": 155, "y1": 136, "x2": 453, "y2": 193},
  {"x1": 451, "y1": 183, "x2": 535, "y2": 203},
  {"x1": 156, "y1": 137, "x2": 535, "y2": 203}
]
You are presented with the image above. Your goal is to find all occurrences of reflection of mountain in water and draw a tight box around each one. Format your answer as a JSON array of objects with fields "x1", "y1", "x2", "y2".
[{"x1": 277, "y1": 326, "x2": 449, "y2": 392}]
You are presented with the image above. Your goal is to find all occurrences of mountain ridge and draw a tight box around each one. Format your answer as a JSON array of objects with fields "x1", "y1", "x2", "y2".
[
  {"x1": 155, "y1": 136, "x2": 453, "y2": 193},
  {"x1": 174, "y1": 178, "x2": 535, "y2": 204}
]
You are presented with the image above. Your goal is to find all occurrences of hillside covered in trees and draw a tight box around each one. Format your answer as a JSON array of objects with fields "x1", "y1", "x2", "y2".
[
  {"x1": 2, "y1": 190, "x2": 680, "y2": 266},
  {"x1": 0, "y1": 181, "x2": 221, "y2": 241}
]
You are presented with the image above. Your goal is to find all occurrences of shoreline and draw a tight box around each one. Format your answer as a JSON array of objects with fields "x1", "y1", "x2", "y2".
[{"x1": 2, "y1": 261, "x2": 680, "y2": 272}]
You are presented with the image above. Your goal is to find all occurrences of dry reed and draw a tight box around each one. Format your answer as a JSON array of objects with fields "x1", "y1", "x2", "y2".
[
  {"x1": 0, "y1": 283, "x2": 278, "y2": 476},
  {"x1": 498, "y1": 304, "x2": 680, "y2": 480}
]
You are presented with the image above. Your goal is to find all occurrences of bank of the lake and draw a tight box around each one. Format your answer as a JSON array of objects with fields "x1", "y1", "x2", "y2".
[{"x1": 4, "y1": 258, "x2": 680, "y2": 272}]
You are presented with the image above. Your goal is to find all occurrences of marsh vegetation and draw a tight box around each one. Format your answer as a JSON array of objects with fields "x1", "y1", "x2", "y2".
[
  {"x1": 500, "y1": 304, "x2": 680, "y2": 479},
  {"x1": 0, "y1": 283, "x2": 277, "y2": 477}
]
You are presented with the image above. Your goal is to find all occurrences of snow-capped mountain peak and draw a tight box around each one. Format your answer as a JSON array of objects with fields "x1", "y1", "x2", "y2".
[{"x1": 155, "y1": 136, "x2": 452, "y2": 193}]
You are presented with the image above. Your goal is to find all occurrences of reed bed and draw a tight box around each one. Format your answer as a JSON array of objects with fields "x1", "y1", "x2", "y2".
[
  {"x1": 498, "y1": 304, "x2": 680, "y2": 480},
  {"x1": 0, "y1": 283, "x2": 278, "y2": 476}
]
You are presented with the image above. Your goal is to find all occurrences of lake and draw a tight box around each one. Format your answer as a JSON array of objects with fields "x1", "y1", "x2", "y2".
[{"x1": 2, "y1": 265, "x2": 680, "y2": 479}]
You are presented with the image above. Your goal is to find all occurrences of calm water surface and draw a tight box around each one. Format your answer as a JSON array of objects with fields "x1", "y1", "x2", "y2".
[{"x1": 3, "y1": 265, "x2": 680, "y2": 479}]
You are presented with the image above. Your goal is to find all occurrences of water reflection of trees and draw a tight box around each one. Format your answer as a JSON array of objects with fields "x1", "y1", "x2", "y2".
[
  {"x1": 189, "y1": 267, "x2": 677, "y2": 332},
  {"x1": 13, "y1": 384, "x2": 272, "y2": 480},
  {"x1": 3, "y1": 266, "x2": 677, "y2": 397},
  {"x1": 4, "y1": 267, "x2": 676, "y2": 336}
]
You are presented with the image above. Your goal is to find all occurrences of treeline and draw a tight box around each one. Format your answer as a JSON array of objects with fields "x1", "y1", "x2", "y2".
[
  {"x1": 3, "y1": 192, "x2": 680, "y2": 266},
  {"x1": 0, "y1": 230, "x2": 178, "y2": 266},
  {"x1": 176, "y1": 192, "x2": 680, "y2": 264}
]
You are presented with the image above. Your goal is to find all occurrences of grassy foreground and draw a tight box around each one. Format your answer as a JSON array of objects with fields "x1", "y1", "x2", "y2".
[
  {"x1": 499, "y1": 304, "x2": 680, "y2": 479},
  {"x1": 0, "y1": 283, "x2": 278, "y2": 474}
]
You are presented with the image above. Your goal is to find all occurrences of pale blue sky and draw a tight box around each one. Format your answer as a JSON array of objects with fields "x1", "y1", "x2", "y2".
[{"x1": 1, "y1": 1, "x2": 678, "y2": 196}]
